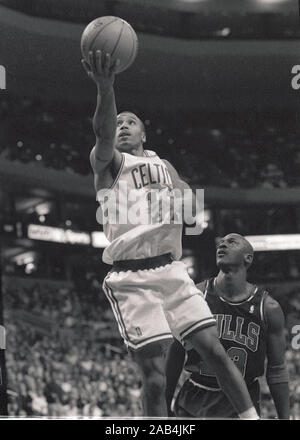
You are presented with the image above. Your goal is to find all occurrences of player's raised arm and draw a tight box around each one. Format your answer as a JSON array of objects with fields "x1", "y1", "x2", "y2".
[
  {"x1": 82, "y1": 51, "x2": 122, "y2": 173},
  {"x1": 165, "y1": 338, "x2": 186, "y2": 416},
  {"x1": 264, "y1": 296, "x2": 290, "y2": 419}
]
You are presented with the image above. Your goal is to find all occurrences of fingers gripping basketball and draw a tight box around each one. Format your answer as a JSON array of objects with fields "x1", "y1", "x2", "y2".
[{"x1": 81, "y1": 16, "x2": 138, "y2": 74}]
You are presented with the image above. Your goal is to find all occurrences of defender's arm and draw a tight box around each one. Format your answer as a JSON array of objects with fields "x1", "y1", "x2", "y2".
[{"x1": 265, "y1": 295, "x2": 290, "y2": 419}]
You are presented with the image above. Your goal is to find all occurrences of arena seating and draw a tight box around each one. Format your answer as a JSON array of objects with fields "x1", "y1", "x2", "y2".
[
  {"x1": 3, "y1": 276, "x2": 299, "y2": 418},
  {"x1": 4, "y1": 277, "x2": 143, "y2": 417},
  {"x1": 1, "y1": 95, "x2": 299, "y2": 189}
]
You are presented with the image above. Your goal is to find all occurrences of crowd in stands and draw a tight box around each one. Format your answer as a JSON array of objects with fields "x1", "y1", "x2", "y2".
[
  {"x1": 3, "y1": 276, "x2": 143, "y2": 417},
  {"x1": 2, "y1": 274, "x2": 300, "y2": 418},
  {"x1": 6, "y1": 320, "x2": 143, "y2": 417},
  {"x1": 1, "y1": 95, "x2": 300, "y2": 189}
]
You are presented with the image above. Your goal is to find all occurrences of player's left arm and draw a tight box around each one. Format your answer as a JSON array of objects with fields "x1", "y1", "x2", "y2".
[
  {"x1": 265, "y1": 295, "x2": 290, "y2": 419},
  {"x1": 163, "y1": 159, "x2": 191, "y2": 191}
]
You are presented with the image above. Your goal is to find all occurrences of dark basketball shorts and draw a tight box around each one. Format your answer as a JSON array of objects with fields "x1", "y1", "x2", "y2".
[{"x1": 174, "y1": 378, "x2": 261, "y2": 419}]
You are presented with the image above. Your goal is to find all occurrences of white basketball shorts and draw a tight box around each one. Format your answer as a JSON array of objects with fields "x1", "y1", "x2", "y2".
[{"x1": 102, "y1": 260, "x2": 216, "y2": 350}]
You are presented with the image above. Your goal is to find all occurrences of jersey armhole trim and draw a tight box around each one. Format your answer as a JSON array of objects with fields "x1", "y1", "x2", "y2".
[
  {"x1": 204, "y1": 279, "x2": 210, "y2": 299},
  {"x1": 260, "y1": 290, "x2": 269, "y2": 328}
]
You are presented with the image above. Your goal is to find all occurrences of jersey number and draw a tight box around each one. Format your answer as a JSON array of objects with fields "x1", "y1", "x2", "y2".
[
  {"x1": 199, "y1": 347, "x2": 248, "y2": 378},
  {"x1": 146, "y1": 188, "x2": 176, "y2": 223}
]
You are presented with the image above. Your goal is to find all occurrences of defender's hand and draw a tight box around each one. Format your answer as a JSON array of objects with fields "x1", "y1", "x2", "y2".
[{"x1": 81, "y1": 50, "x2": 120, "y2": 90}]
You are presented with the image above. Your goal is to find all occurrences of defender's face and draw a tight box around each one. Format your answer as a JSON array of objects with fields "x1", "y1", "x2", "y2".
[
  {"x1": 115, "y1": 113, "x2": 145, "y2": 153},
  {"x1": 216, "y1": 234, "x2": 247, "y2": 267}
]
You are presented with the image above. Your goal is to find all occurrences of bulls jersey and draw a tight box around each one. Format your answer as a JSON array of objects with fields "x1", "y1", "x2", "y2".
[
  {"x1": 97, "y1": 150, "x2": 183, "y2": 265},
  {"x1": 184, "y1": 278, "x2": 268, "y2": 390}
]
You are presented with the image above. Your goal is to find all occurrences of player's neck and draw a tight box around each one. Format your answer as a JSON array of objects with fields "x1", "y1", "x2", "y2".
[
  {"x1": 215, "y1": 269, "x2": 250, "y2": 301},
  {"x1": 118, "y1": 144, "x2": 144, "y2": 156},
  {"x1": 128, "y1": 144, "x2": 144, "y2": 156},
  {"x1": 131, "y1": 145, "x2": 144, "y2": 156}
]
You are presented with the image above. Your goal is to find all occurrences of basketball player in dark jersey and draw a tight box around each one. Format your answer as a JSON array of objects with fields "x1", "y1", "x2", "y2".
[{"x1": 166, "y1": 234, "x2": 290, "y2": 419}]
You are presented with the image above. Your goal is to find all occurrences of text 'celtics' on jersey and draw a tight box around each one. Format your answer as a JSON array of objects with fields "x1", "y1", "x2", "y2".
[{"x1": 97, "y1": 150, "x2": 183, "y2": 265}]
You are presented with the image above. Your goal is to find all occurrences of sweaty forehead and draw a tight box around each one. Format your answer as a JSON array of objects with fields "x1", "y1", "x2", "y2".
[
  {"x1": 222, "y1": 234, "x2": 253, "y2": 253},
  {"x1": 117, "y1": 112, "x2": 139, "y2": 121},
  {"x1": 223, "y1": 233, "x2": 243, "y2": 241}
]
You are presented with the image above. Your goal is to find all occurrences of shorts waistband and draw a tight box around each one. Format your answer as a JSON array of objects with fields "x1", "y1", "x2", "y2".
[
  {"x1": 112, "y1": 253, "x2": 173, "y2": 272},
  {"x1": 188, "y1": 374, "x2": 259, "y2": 391}
]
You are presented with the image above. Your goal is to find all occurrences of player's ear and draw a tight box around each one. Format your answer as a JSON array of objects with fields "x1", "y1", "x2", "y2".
[
  {"x1": 244, "y1": 253, "x2": 253, "y2": 267},
  {"x1": 142, "y1": 132, "x2": 146, "y2": 143}
]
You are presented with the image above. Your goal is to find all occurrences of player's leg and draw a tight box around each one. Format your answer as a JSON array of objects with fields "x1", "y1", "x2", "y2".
[
  {"x1": 186, "y1": 326, "x2": 258, "y2": 418},
  {"x1": 173, "y1": 380, "x2": 198, "y2": 418},
  {"x1": 174, "y1": 379, "x2": 238, "y2": 418},
  {"x1": 161, "y1": 261, "x2": 258, "y2": 419},
  {"x1": 130, "y1": 339, "x2": 172, "y2": 417},
  {"x1": 248, "y1": 379, "x2": 261, "y2": 417},
  {"x1": 103, "y1": 268, "x2": 173, "y2": 417},
  {"x1": 175, "y1": 402, "x2": 193, "y2": 418}
]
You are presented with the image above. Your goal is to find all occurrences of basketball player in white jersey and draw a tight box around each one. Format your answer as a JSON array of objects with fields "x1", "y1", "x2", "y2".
[{"x1": 82, "y1": 50, "x2": 259, "y2": 418}]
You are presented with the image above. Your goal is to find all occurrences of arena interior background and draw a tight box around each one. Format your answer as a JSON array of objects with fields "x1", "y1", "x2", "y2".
[{"x1": 0, "y1": 0, "x2": 299, "y2": 418}]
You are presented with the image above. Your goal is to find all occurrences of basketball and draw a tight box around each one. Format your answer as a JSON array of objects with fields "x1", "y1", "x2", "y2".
[{"x1": 80, "y1": 16, "x2": 138, "y2": 74}]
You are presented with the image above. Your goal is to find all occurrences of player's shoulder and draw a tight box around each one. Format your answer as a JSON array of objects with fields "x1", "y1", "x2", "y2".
[
  {"x1": 263, "y1": 294, "x2": 285, "y2": 331},
  {"x1": 144, "y1": 149, "x2": 157, "y2": 157},
  {"x1": 264, "y1": 294, "x2": 280, "y2": 309},
  {"x1": 162, "y1": 158, "x2": 177, "y2": 171}
]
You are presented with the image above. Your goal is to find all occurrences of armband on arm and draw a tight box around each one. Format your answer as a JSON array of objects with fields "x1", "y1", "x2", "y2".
[{"x1": 266, "y1": 363, "x2": 289, "y2": 385}]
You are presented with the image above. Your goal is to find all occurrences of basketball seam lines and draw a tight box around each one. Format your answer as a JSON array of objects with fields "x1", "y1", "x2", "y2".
[
  {"x1": 89, "y1": 17, "x2": 119, "y2": 53},
  {"x1": 110, "y1": 20, "x2": 125, "y2": 59}
]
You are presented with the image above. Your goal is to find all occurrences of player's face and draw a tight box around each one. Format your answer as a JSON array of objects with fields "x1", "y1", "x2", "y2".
[
  {"x1": 216, "y1": 234, "x2": 248, "y2": 268},
  {"x1": 115, "y1": 113, "x2": 145, "y2": 154}
]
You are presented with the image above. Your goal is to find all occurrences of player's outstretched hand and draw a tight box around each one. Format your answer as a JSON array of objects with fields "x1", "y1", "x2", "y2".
[{"x1": 81, "y1": 50, "x2": 120, "y2": 91}]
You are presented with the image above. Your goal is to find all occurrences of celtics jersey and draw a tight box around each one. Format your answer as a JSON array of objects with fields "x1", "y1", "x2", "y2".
[
  {"x1": 184, "y1": 278, "x2": 268, "y2": 390},
  {"x1": 98, "y1": 150, "x2": 183, "y2": 265}
]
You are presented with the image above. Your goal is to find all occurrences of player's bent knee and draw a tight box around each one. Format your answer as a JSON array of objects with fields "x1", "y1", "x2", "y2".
[
  {"x1": 186, "y1": 325, "x2": 219, "y2": 353},
  {"x1": 137, "y1": 356, "x2": 166, "y2": 380},
  {"x1": 130, "y1": 340, "x2": 170, "y2": 376},
  {"x1": 144, "y1": 370, "x2": 165, "y2": 391},
  {"x1": 142, "y1": 369, "x2": 166, "y2": 404},
  {"x1": 187, "y1": 325, "x2": 227, "y2": 364},
  {"x1": 203, "y1": 341, "x2": 228, "y2": 368}
]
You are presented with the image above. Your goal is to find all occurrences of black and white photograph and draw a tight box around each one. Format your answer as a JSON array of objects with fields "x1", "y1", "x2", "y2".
[{"x1": 0, "y1": 0, "x2": 299, "y2": 423}]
